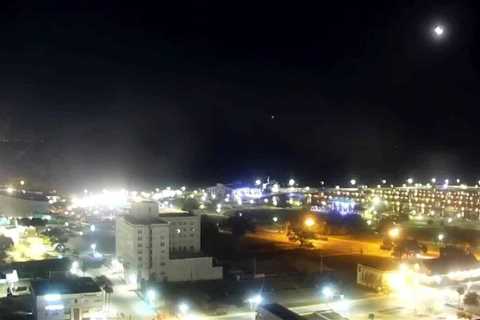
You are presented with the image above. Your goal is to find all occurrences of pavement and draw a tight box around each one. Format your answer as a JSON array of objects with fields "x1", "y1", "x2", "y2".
[{"x1": 207, "y1": 292, "x2": 460, "y2": 320}]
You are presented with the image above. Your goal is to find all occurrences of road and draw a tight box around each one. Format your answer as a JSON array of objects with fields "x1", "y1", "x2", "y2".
[
  {"x1": 207, "y1": 292, "x2": 459, "y2": 320},
  {"x1": 249, "y1": 228, "x2": 391, "y2": 257},
  {"x1": 84, "y1": 265, "x2": 157, "y2": 320}
]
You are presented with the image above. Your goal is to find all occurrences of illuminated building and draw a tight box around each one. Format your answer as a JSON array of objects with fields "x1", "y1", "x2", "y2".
[
  {"x1": 206, "y1": 183, "x2": 232, "y2": 200},
  {"x1": 31, "y1": 277, "x2": 103, "y2": 320},
  {"x1": 116, "y1": 201, "x2": 222, "y2": 283}
]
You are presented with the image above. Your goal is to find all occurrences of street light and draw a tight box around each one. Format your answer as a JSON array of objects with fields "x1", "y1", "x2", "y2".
[
  {"x1": 322, "y1": 286, "x2": 335, "y2": 299},
  {"x1": 288, "y1": 179, "x2": 295, "y2": 187},
  {"x1": 247, "y1": 294, "x2": 263, "y2": 310},
  {"x1": 388, "y1": 227, "x2": 400, "y2": 239},
  {"x1": 272, "y1": 216, "x2": 278, "y2": 223},
  {"x1": 407, "y1": 178, "x2": 413, "y2": 184},
  {"x1": 178, "y1": 302, "x2": 190, "y2": 314},
  {"x1": 381, "y1": 179, "x2": 387, "y2": 185},
  {"x1": 438, "y1": 233, "x2": 445, "y2": 241},
  {"x1": 350, "y1": 179, "x2": 356, "y2": 186},
  {"x1": 255, "y1": 179, "x2": 261, "y2": 186},
  {"x1": 304, "y1": 217, "x2": 315, "y2": 227},
  {"x1": 431, "y1": 178, "x2": 436, "y2": 184},
  {"x1": 146, "y1": 289, "x2": 156, "y2": 305},
  {"x1": 20, "y1": 180, "x2": 25, "y2": 186}
]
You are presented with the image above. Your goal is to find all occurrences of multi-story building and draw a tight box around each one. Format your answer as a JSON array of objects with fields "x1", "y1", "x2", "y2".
[
  {"x1": 116, "y1": 201, "x2": 222, "y2": 283},
  {"x1": 115, "y1": 214, "x2": 170, "y2": 282},
  {"x1": 206, "y1": 183, "x2": 232, "y2": 199},
  {"x1": 159, "y1": 212, "x2": 201, "y2": 253},
  {"x1": 31, "y1": 277, "x2": 103, "y2": 320}
]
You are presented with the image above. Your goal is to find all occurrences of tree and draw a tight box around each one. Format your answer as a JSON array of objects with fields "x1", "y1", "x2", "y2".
[{"x1": 182, "y1": 198, "x2": 200, "y2": 211}]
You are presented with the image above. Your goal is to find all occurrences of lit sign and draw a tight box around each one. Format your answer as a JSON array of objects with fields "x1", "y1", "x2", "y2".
[
  {"x1": 331, "y1": 198, "x2": 356, "y2": 215},
  {"x1": 45, "y1": 304, "x2": 64, "y2": 311},
  {"x1": 44, "y1": 294, "x2": 61, "y2": 302}
]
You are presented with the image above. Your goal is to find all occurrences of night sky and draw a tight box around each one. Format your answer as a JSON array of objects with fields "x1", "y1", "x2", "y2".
[{"x1": 1, "y1": 0, "x2": 480, "y2": 190}]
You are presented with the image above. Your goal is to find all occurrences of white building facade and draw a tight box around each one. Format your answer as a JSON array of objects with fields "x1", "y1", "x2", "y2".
[
  {"x1": 115, "y1": 215, "x2": 170, "y2": 282},
  {"x1": 159, "y1": 212, "x2": 201, "y2": 253},
  {"x1": 116, "y1": 202, "x2": 222, "y2": 283}
]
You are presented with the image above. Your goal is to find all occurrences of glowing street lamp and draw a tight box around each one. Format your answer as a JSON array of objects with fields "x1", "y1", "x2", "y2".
[
  {"x1": 20, "y1": 180, "x2": 25, "y2": 186},
  {"x1": 438, "y1": 233, "x2": 445, "y2": 241},
  {"x1": 288, "y1": 179, "x2": 295, "y2": 187},
  {"x1": 388, "y1": 227, "x2": 400, "y2": 239},
  {"x1": 247, "y1": 294, "x2": 263, "y2": 309},
  {"x1": 322, "y1": 286, "x2": 335, "y2": 299},
  {"x1": 407, "y1": 178, "x2": 413, "y2": 184},
  {"x1": 304, "y1": 217, "x2": 315, "y2": 228},
  {"x1": 381, "y1": 179, "x2": 387, "y2": 185},
  {"x1": 255, "y1": 179, "x2": 261, "y2": 186},
  {"x1": 146, "y1": 289, "x2": 156, "y2": 305},
  {"x1": 431, "y1": 178, "x2": 436, "y2": 184},
  {"x1": 178, "y1": 302, "x2": 190, "y2": 314},
  {"x1": 350, "y1": 179, "x2": 356, "y2": 186},
  {"x1": 272, "y1": 216, "x2": 278, "y2": 223}
]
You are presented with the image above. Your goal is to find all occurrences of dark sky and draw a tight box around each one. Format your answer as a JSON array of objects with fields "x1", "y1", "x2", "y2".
[{"x1": 0, "y1": 0, "x2": 479, "y2": 190}]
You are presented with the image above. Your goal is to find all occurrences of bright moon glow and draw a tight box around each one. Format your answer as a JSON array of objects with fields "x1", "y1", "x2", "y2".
[{"x1": 434, "y1": 25, "x2": 444, "y2": 36}]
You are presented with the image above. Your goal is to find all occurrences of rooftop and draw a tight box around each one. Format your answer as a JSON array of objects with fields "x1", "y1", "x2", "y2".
[
  {"x1": 122, "y1": 214, "x2": 167, "y2": 225},
  {"x1": 260, "y1": 304, "x2": 305, "y2": 320},
  {"x1": 159, "y1": 212, "x2": 196, "y2": 218},
  {"x1": 31, "y1": 277, "x2": 101, "y2": 296}
]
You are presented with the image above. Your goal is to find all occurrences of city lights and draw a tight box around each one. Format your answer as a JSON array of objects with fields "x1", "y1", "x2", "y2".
[
  {"x1": 304, "y1": 217, "x2": 315, "y2": 227},
  {"x1": 178, "y1": 302, "x2": 190, "y2": 314},
  {"x1": 388, "y1": 227, "x2": 400, "y2": 238},
  {"x1": 322, "y1": 286, "x2": 334, "y2": 299},
  {"x1": 44, "y1": 293, "x2": 61, "y2": 302},
  {"x1": 247, "y1": 294, "x2": 263, "y2": 307},
  {"x1": 146, "y1": 289, "x2": 156, "y2": 304}
]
